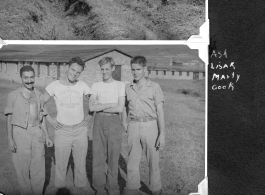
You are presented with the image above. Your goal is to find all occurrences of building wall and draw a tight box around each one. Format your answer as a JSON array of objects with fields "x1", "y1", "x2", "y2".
[
  {"x1": 199, "y1": 72, "x2": 204, "y2": 80},
  {"x1": 148, "y1": 70, "x2": 205, "y2": 80},
  {"x1": 0, "y1": 61, "x2": 20, "y2": 83},
  {"x1": 0, "y1": 51, "x2": 134, "y2": 88},
  {"x1": 80, "y1": 51, "x2": 133, "y2": 87}
]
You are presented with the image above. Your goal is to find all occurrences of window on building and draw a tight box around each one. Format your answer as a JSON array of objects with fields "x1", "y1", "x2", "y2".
[
  {"x1": 156, "y1": 70, "x2": 158, "y2": 75},
  {"x1": 0, "y1": 62, "x2": 2, "y2": 71},
  {"x1": 47, "y1": 64, "x2": 50, "y2": 76},
  {"x1": 16, "y1": 62, "x2": 19, "y2": 73},
  {"x1": 57, "y1": 63, "x2": 60, "y2": 79},
  {"x1": 37, "y1": 63, "x2": 40, "y2": 77},
  {"x1": 112, "y1": 65, "x2": 121, "y2": 81},
  {"x1": 187, "y1": 72, "x2": 189, "y2": 76},
  {"x1": 172, "y1": 71, "x2": 174, "y2": 76},
  {"x1": 164, "y1": 71, "x2": 166, "y2": 75},
  {"x1": 203, "y1": 72, "x2": 205, "y2": 77},
  {"x1": 179, "y1": 71, "x2": 182, "y2": 76}
]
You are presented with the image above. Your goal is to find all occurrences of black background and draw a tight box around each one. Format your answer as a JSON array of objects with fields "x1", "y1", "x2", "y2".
[{"x1": 209, "y1": 0, "x2": 265, "y2": 194}]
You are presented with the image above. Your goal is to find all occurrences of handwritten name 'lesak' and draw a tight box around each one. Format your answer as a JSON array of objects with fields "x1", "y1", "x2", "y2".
[{"x1": 211, "y1": 62, "x2": 235, "y2": 70}]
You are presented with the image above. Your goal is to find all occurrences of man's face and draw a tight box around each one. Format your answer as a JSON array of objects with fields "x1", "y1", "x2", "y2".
[
  {"x1": 100, "y1": 63, "x2": 114, "y2": 81},
  {"x1": 66, "y1": 63, "x2": 83, "y2": 83},
  {"x1": 131, "y1": 63, "x2": 145, "y2": 82},
  {"x1": 21, "y1": 71, "x2": 35, "y2": 90}
]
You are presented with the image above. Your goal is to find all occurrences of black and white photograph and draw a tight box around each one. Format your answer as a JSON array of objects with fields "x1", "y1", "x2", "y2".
[
  {"x1": 0, "y1": 44, "x2": 206, "y2": 195},
  {"x1": 0, "y1": 0, "x2": 205, "y2": 40}
]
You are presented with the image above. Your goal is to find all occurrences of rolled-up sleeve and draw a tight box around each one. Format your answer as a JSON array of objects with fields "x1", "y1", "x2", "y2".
[
  {"x1": 154, "y1": 85, "x2": 165, "y2": 106},
  {"x1": 4, "y1": 93, "x2": 14, "y2": 115},
  {"x1": 83, "y1": 82, "x2": 91, "y2": 96},
  {"x1": 45, "y1": 82, "x2": 54, "y2": 97}
]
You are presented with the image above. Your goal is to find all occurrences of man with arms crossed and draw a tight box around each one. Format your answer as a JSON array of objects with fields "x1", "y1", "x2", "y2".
[
  {"x1": 43, "y1": 57, "x2": 92, "y2": 192},
  {"x1": 5, "y1": 66, "x2": 53, "y2": 195},
  {"x1": 122, "y1": 56, "x2": 165, "y2": 195},
  {"x1": 89, "y1": 57, "x2": 125, "y2": 195}
]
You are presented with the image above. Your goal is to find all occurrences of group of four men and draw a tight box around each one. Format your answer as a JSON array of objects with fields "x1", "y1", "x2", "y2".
[{"x1": 5, "y1": 55, "x2": 166, "y2": 195}]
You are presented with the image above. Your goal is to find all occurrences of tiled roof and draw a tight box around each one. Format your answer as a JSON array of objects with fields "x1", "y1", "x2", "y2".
[
  {"x1": 148, "y1": 65, "x2": 205, "y2": 72},
  {"x1": 0, "y1": 48, "x2": 132, "y2": 63}
]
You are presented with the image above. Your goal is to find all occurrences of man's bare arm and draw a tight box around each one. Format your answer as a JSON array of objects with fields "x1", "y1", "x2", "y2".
[
  {"x1": 156, "y1": 102, "x2": 166, "y2": 148},
  {"x1": 40, "y1": 116, "x2": 53, "y2": 147},
  {"x1": 89, "y1": 94, "x2": 117, "y2": 112},
  {"x1": 103, "y1": 96, "x2": 125, "y2": 113},
  {"x1": 121, "y1": 106, "x2": 128, "y2": 132},
  {"x1": 43, "y1": 91, "x2": 51, "y2": 104}
]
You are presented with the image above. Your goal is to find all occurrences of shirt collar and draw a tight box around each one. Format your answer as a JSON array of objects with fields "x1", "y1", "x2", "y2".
[
  {"x1": 130, "y1": 77, "x2": 152, "y2": 88},
  {"x1": 19, "y1": 86, "x2": 39, "y2": 97}
]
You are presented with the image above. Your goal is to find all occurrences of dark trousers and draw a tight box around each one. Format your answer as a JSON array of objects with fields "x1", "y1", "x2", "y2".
[{"x1": 92, "y1": 114, "x2": 123, "y2": 193}]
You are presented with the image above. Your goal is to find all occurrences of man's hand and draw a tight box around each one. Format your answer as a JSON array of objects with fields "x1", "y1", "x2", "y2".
[
  {"x1": 155, "y1": 133, "x2": 165, "y2": 150},
  {"x1": 8, "y1": 139, "x2": 17, "y2": 153},
  {"x1": 122, "y1": 121, "x2": 128, "y2": 133},
  {"x1": 47, "y1": 116, "x2": 63, "y2": 130},
  {"x1": 45, "y1": 137, "x2": 53, "y2": 147}
]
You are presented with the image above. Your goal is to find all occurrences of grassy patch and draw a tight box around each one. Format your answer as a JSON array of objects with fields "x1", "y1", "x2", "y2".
[
  {"x1": 116, "y1": 0, "x2": 205, "y2": 39},
  {"x1": 0, "y1": 0, "x2": 204, "y2": 40},
  {"x1": 0, "y1": 0, "x2": 75, "y2": 39},
  {"x1": 152, "y1": 78, "x2": 205, "y2": 99},
  {"x1": 72, "y1": 1, "x2": 149, "y2": 40}
]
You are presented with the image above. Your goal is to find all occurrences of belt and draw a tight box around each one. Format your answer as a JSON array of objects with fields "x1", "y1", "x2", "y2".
[
  {"x1": 97, "y1": 112, "x2": 119, "y2": 116},
  {"x1": 28, "y1": 122, "x2": 40, "y2": 127},
  {"x1": 129, "y1": 117, "x2": 156, "y2": 122}
]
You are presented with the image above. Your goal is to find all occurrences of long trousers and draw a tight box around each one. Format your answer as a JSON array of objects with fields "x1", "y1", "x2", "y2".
[
  {"x1": 126, "y1": 120, "x2": 162, "y2": 192},
  {"x1": 92, "y1": 114, "x2": 123, "y2": 194},
  {"x1": 12, "y1": 125, "x2": 45, "y2": 195},
  {"x1": 54, "y1": 125, "x2": 88, "y2": 188}
]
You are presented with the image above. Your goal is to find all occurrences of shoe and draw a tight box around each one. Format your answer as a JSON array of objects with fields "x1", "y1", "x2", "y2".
[
  {"x1": 152, "y1": 189, "x2": 162, "y2": 195},
  {"x1": 122, "y1": 189, "x2": 142, "y2": 195}
]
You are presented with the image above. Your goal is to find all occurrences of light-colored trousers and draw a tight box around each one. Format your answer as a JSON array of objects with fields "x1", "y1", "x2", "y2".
[
  {"x1": 54, "y1": 125, "x2": 88, "y2": 188},
  {"x1": 12, "y1": 125, "x2": 45, "y2": 195},
  {"x1": 126, "y1": 120, "x2": 162, "y2": 192}
]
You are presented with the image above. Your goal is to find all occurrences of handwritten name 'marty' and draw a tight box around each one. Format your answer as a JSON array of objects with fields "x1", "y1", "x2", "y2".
[{"x1": 210, "y1": 49, "x2": 240, "y2": 91}]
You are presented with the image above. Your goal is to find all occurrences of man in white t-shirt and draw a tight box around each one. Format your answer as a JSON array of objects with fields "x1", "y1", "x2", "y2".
[
  {"x1": 89, "y1": 57, "x2": 125, "y2": 195},
  {"x1": 43, "y1": 57, "x2": 92, "y2": 192}
]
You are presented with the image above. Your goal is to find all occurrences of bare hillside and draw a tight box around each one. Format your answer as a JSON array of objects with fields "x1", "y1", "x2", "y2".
[{"x1": 0, "y1": 0, "x2": 205, "y2": 40}]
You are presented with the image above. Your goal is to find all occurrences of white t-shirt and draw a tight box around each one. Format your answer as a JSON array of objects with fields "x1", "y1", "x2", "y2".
[
  {"x1": 90, "y1": 80, "x2": 125, "y2": 104},
  {"x1": 46, "y1": 80, "x2": 90, "y2": 125}
]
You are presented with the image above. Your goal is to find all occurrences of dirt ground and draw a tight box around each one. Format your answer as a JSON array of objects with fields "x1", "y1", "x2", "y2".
[{"x1": 0, "y1": 79, "x2": 205, "y2": 195}]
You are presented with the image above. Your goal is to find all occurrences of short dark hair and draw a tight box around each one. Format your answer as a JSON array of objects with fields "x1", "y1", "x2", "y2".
[
  {"x1": 130, "y1": 56, "x2": 146, "y2": 67},
  {"x1": 98, "y1": 57, "x2": 115, "y2": 67},
  {"x1": 20, "y1": 65, "x2": 35, "y2": 77},
  {"x1": 69, "y1": 57, "x2": 85, "y2": 70}
]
